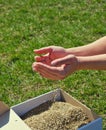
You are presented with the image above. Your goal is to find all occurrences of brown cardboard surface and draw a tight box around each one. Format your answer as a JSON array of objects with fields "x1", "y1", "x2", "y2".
[
  {"x1": 0, "y1": 101, "x2": 9, "y2": 116},
  {"x1": 60, "y1": 89, "x2": 98, "y2": 120}
]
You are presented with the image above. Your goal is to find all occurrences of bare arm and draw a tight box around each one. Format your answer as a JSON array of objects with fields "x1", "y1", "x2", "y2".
[
  {"x1": 33, "y1": 36, "x2": 106, "y2": 80},
  {"x1": 66, "y1": 36, "x2": 106, "y2": 56},
  {"x1": 77, "y1": 54, "x2": 106, "y2": 70}
]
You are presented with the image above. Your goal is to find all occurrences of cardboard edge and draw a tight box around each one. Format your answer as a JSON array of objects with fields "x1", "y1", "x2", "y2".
[{"x1": 12, "y1": 89, "x2": 61, "y2": 116}]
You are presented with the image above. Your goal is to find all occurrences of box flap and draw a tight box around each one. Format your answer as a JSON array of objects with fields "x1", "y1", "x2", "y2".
[
  {"x1": 60, "y1": 89, "x2": 98, "y2": 120},
  {"x1": 0, "y1": 101, "x2": 9, "y2": 116},
  {"x1": 0, "y1": 109, "x2": 31, "y2": 130}
]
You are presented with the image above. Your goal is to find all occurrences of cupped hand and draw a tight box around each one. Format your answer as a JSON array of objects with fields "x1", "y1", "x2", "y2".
[
  {"x1": 32, "y1": 55, "x2": 79, "y2": 80},
  {"x1": 34, "y1": 46, "x2": 68, "y2": 65}
]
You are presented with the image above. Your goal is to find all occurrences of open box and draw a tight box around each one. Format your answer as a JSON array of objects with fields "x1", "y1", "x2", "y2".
[{"x1": 0, "y1": 89, "x2": 102, "y2": 130}]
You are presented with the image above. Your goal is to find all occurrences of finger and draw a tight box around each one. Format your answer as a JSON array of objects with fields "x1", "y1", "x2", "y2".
[
  {"x1": 32, "y1": 62, "x2": 67, "y2": 80},
  {"x1": 34, "y1": 47, "x2": 52, "y2": 55},
  {"x1": 41, "y1": 73, "x2": 62, "y2": 80},
  {"x1": 34, "y1": 56, "x2": 46, "y2": 62},
  {"x1": 51, "y1": 55, "x2": 75, "y2": 66},
  {"x1": 34, "y1": 63, "x2": 64, "y2": 78},
  {"x1": 35, "y1": 63, "x2": 58, "y2": 75},
  {"x1": 35, "y1": 56, "x2": 51, "y2": 65},
  {"x1": 38, "y1": 67, "x2": 58, "y2": 77},
  {"x1": 32, "y1": 62, "x2": 37, "y2": 71},
  {"x1": 37, "y1": 66, "x2": 65, "y2": 80},
  {"x1": 40, "y1": 65, "x2": 67, "y2": 80},
  {"x1": 38, "y1": 70, "x2": 60, "y2": 80}
]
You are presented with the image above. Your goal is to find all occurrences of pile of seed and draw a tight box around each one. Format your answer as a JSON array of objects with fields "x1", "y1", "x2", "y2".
[{"x1": 23, "y1": 102, "x2": 90, "y2": 130}]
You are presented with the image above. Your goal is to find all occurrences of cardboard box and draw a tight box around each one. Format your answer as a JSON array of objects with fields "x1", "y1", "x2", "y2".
[
  {"x1": 0, "y1": 89, "x2": 102, "y2": 130},
  {"x1": 0, "y1": 102, "x2": 31, "y2": 130}
]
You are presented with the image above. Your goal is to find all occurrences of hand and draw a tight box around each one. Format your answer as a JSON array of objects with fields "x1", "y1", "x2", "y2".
[
  {"x1": 32, "y1": 55, "x2": 79, "y2": 80},
  {"x1": 34, "y1": 46, "x2": 68, "y2": 65}
]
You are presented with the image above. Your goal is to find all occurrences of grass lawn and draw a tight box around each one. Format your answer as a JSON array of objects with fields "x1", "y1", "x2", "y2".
[{"x1": 0, "y1": 0, "x2": 106, "y2": 129}]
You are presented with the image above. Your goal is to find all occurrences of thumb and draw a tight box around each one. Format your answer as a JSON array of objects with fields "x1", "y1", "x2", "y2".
[
  {"x1": 51, "y1": 55, "x2": 75, "y2": 66},
  {"x1": 34, "y1": 47, "x2": 52, "y2": 55}
]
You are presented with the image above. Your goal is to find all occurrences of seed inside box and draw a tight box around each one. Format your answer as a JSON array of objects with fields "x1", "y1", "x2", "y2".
[{"x1": 22, "y1": 101, "x2": 90, "y2": 130}]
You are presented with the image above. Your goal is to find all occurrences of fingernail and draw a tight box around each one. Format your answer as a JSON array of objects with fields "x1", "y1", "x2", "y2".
[
  {"x1": 51, "y1": 61, "x2": 56, "y2": 66},
  {"x1": 33, "y1": 49, "x2": 38, "y2": 52},
  {"x1": 32, "y1": 66, "x2": 37, "y2": 71},
  {"x1": 51, "y1": 62, "x2": 54, "y2": 66}
]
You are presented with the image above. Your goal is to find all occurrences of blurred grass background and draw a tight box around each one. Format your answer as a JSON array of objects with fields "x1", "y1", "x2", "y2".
[{"x1": 0, "y1": 0, "x2": 106, "y2": 129}]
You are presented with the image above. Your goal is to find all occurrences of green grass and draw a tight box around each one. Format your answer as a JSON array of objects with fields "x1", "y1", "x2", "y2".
[{"x1": 0, "y1": 0, "x2": 106, "y2": 129}]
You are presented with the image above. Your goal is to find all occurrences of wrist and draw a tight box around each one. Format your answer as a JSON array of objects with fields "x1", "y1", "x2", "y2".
[
  {"x1": 77, "y1": 56, "x2": 92, "y2": 70},
  {"x1": 77, "y1": 57, "x2": 85, "y2": 70},
  {"x1": 66, "y1": 47, "x2": 85, "y2": 56},
  {"x1": 77, "y1": 54, "x2": 106, "y2": 70}
]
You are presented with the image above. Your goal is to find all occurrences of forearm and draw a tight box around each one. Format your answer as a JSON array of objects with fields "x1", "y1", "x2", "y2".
[
  {"x1": 66, "y1": 36, "x2": 106, "y2": 56},
  {"x1": 77, "y1": 54, "x2": 106, "y2": 70}
]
